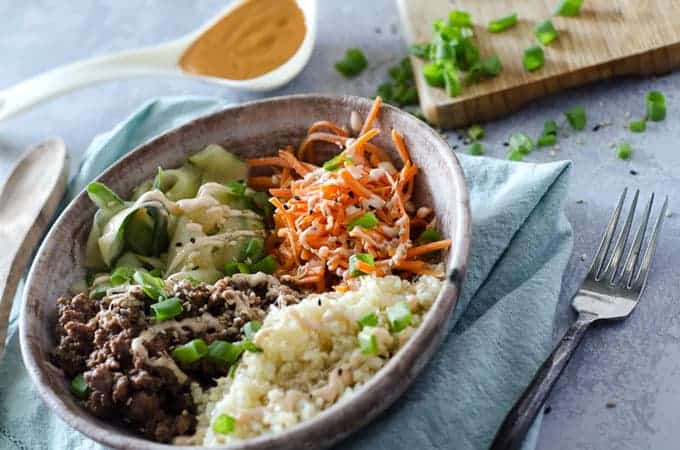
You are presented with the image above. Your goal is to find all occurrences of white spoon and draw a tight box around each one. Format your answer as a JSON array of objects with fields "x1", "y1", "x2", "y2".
[{"x1": 0, "y1": 0, "x2": 317, "y2": 122}]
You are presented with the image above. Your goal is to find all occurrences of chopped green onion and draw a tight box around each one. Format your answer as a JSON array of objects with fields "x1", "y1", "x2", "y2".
[
  {"x1": 629, "y1": 120, "x2": 647, "y2": 132},
  {"x1": 423, "y1": 63, "x2": 445, "y2": 87},
  {"x1": 150, "y1": 297, "x2": 183, "y2": 322},
  {"x1": 70, "y1": 374, "x2": 90, "y2": 400},
  {"x1": 543, "y1": 119, "x2": 558, "y2": 136},
  {"x1": 534, "y1": 20, "x2": 559, "y2": 45},
  {"x1": 448, "y1": 10, "x2": 472, "y2": 27},
  {"x1": 509, "y1": 133, "x2": 534, "y2": 155},
  {"x1": 565, "y1": 106, "x2": 587, "y2": 130},
  {"x1": 207, "y1": 340, "x2": 243, "y2": 366},
  {"x1": 467, "y1": 124, "x2": 485, "y2": 141},
  {"x1": 443, "y1": 63, "x2": 461, "y2": 97},
  {"x1": 488, "y1": 13, "x2": 518, "y2": 33},
  {"x1": 226, "y1": 180, "x2": 246, "y2": 196},
  {"x1": 537, "y1": 133, "x2": 557, "y2": 147},
  {"x1": 349, "y1": 253, "x2": 375, "y2": 277},
  {"x1": 224, "y1": 261, "x2": 240, "y2": 276},
  {"x1": 616, "y1": 142, "x2": 633, "y2": 160},
  {"x1": 523, "y1": 45, "x2": 545, "y2": 72},
  {"x1": 348, "y1": 212, "x2": 379, "y2": 230},
  {"x1": 416, "y1": 228, "x2": 442, "y2": 245},
  {"x1": 149, "y1": 268, "x2": 163, "y2": 278},
  {"x1": 172, "y1": 338, "x2": 208, "y2": 365},
  {"x1": 251, "y1": 255, "x2": 278, "y2": 275},
  {"x1": 554, "y1": 0, "x2": 584, "y2": 16},
  {"x1": 242, "y1": 321, "x2": 262, "y2": 340},
  {"x1": 250, "y1": 191, "x2": 274, "y2": 218},
  {"x1": 468, "y1": 142, "x2": 484, "y2": 156},
  {"x1": 358, "y1": 313, "x2": 379, "y2": 328},
  {"x1": 508, "y1": 150, "x2": 525, "y2": 161},
  {"x1": 358, "y1": 327, "x2": 378, "y2": 355},
  {"x1": 132, "y1": 270, "x2": 166, "y2": 301},
  {"x1": 228, "y1": 363, "x2": 238, "y2": 378},
  {"x1": 387, "y1": 302, "x2": 413, "y2": 332},
  {"x1": 467, "y1": 56, "x2": 503, "y2": 83},
  {"x1": 237, "y1": 263, "x2": 251, "y2": 274},
  {"x1": 335, "y1": 48, "x2": 368, "y2": 77},
  {"x1": 90, "y1": 283, "x2": 111, "y2": 300},
  {"x1": 323, "y1": 154, "x2": 353, "y2": 172},
  {"x1": 646, "y1": 91, "x2": 666, "y2": 121},
  {"x1": 243, "y1": 238, "x2": 264, "y2": 261},
  {"x1": 110, "y1": 266, "x2": 135, "y2": 286},
  {"x1": 212, "y1": 414, "x2": 236, "y2": 434}
]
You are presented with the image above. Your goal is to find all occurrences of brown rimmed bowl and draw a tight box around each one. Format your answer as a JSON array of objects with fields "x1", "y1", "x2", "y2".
[{"x1": 20, "y1": 94, "x2": 471, "y2": 450}]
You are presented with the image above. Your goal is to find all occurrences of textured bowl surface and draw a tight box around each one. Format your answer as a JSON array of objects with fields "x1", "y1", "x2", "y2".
[{"x1": 20, "y1": 94, "x2": 471, "y2": 450}]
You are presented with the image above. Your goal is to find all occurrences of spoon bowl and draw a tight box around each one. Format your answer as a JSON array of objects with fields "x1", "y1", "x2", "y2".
[{"x1": 0, "y1": 0, "x2": 317, "y2": 121}]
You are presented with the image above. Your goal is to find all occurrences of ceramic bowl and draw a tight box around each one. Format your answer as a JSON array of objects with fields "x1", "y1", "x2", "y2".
[{"x1": 20, "y1": 94, "x2": 471, "y2": 450}]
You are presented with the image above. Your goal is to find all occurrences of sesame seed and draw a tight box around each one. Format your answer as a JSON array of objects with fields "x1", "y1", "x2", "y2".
[
  {"x1": 503, "y1": 142, "x2": 509, "y2": 147},
  {"x1": 629, "y1": 169, "x2": 638, "y2": 176},
  {"x1": 189, "y1": 238, "x2": 196, "y2": 244},
  {"x1": 294, "y1": 195, "x2": 301, "y2": 201},
  {"x1": 175, "y1": 242, "x2": 183, "y2": 247},
  {"x1": 592, "y1": 124, "x2": 601, "y2": 132}
]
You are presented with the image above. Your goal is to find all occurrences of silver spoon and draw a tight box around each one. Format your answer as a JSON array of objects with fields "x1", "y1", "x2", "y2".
[{"x1": 0, "y1": 138, "x2": 69, "y2": 358}]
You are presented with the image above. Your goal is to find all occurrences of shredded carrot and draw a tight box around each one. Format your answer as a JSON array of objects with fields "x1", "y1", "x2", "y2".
[
  {"x1": 247, "y1": 96, "x2": 451, "y2": 291},
  {"x1": 406, "y1": 240, "x2": 452, "y2": 258},
  {"x1": 307, "y1": 120, "x2": 349, "y2": 137},
  {"x1": 360, "y1": 96, "x2": 382, "y2": 136}
]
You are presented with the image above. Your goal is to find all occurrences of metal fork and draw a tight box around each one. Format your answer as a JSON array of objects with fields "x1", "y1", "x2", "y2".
[{"x1": 490, "y1": 188, "x2": 669, "y2": 450}]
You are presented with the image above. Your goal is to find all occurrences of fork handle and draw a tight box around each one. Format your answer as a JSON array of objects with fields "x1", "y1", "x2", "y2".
[{"x1": 490, "y1": 314, "x2": 596, "y2": 450}]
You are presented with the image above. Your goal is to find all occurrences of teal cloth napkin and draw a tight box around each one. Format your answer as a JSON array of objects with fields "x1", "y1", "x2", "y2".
[{"x1": 0, "y1": 97, "x2": 573, "y2": 450}]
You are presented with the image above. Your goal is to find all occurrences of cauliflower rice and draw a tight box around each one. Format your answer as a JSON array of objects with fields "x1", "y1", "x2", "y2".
[{"x1": 177, "y1": 275, "x2": 443, "y2": 446}]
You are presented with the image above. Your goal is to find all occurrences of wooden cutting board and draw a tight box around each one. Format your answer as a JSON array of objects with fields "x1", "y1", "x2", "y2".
[{"x1": 397, "y1": 0, "x2": 680, "y2": 128}]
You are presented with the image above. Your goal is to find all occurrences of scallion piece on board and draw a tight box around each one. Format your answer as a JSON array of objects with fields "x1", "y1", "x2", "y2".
[
  {"x1": 488, "y1": 13, "x2": 518, "y2": 33},
  {"x1": 523, "y1": 45, "x2": 545, "y2": 72},
  {"x1": 448, "y1": 10, "x2": 472, "y2": 27},
  {"x1": 423, "y1": 62, "x2": 445, "y2": 87},
  {"x1": 534, "y1": 20, "x2": 559, "y2": 45},
  {"x1": 554, "y1": 0, "x2": 584, "y2": 17}
]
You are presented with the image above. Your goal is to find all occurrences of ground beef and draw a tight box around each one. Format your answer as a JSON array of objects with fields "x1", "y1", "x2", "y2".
[{"x1": 53, "y1": 274, "x2": 302, "y2": 443}]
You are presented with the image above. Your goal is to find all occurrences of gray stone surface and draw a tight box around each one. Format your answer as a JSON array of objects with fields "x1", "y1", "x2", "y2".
[{"x1": 1, "y1": 1, "x2": 678, "y2": 449}]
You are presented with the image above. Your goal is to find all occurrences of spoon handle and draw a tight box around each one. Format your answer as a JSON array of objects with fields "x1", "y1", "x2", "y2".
[
  {"x1": 0, "y1": 38, "x2": 190, "y2": 121},
  {"x1": 0, "y1": 138, "x2": 68, "y2": 359}
]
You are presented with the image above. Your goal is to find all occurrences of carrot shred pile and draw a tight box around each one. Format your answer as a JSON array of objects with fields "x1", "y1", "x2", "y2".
[{"x1": 247, "y1": 97, "x2": 451, "y2": 291}]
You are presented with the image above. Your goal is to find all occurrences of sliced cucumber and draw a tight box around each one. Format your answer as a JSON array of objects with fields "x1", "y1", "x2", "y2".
[{"x1": 189, "y1": 145, "x2": 248, "y2": 185}]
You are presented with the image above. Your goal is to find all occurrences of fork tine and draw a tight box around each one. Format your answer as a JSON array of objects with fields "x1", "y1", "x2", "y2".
[
  {"x1": 632, "y1": 195, "x2": 668, "y2": 290},
  {"x1": 621, "y1": 193, "x2": 654, "y2": 288},
  {"x1": 602, "y1": 189, "x2": 639, "y2": 282},
  {"x1": 588, "y1": 188, "x2": 627, "y2": 279}
]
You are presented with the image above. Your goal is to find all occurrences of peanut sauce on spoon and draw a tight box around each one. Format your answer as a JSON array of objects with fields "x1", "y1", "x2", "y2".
[{"x1": 179, "y1": 0, "x2": 306, "y2": 80}]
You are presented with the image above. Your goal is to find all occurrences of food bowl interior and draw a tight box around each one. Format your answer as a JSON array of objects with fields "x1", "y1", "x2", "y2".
[{"x1": 21, "y1": 95, "x2": 470, "y2": 449}]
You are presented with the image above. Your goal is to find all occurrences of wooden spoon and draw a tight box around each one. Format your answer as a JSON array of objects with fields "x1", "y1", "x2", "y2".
[{"x1": 0, "y1": 138, "x2": 68, "y2": 358}]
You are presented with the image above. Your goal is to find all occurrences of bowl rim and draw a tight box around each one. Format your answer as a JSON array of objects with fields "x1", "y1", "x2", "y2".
[{"x1": 20, "y1": 93, "x2": 471, "y2": 450}]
